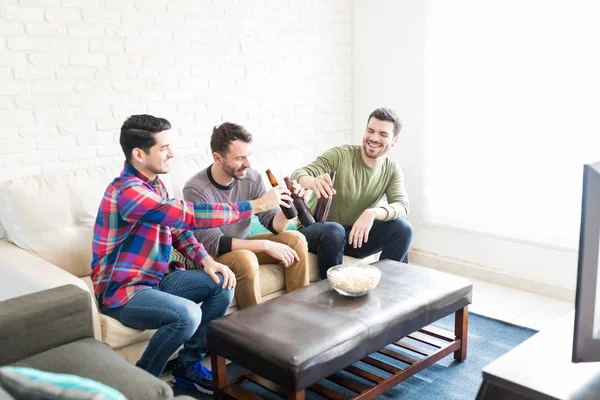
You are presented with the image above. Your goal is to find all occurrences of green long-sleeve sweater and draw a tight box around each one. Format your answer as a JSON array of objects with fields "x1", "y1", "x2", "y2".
[{"x1": 291, "y1": 145, "x2": 410, "y2": 226}]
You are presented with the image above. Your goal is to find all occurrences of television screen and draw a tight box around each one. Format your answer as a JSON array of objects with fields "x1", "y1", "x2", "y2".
[{"x1": 573, "y1": 162, "x2": 600, "y2": 362}]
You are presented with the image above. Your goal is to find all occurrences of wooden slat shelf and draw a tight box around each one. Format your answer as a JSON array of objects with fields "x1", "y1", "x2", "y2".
[
  {"x1": 361, "y1": 356, "x2": 401, "y2": 374},
  {"x1": 408, "y1": 331, "x2": 447, "y2": 349},
  {"x1": 377, "y1": 347, "x2": 417, "y2": 365},
  {"x1": 394, "y1": 339, "x2": 433, "y2": 357},
  {"x1": 343, "y1": 365, "x2": 383, "y2": 384},
  {"x1": 309, "y1": 383, "x2": 347, "y2": 400},
  {"x1": 326, "y1": 373, "x2": 370, "y2": 394},
  {"x1": 420, "y1": 325, "x2": 456, "y2": 342}
]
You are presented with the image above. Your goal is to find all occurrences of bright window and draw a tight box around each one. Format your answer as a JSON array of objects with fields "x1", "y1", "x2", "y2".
[{"x1": 423, "y1": 0, "x2": 600, "y2": 249}]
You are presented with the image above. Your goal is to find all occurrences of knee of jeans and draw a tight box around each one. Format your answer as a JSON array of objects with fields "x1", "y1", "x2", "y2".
[
  {"x1": 177, "y1": 301, "x2": 202, "y2": 334},
  {"x1": 211, "y1": 273, "x2": 235, "y2": 299},
  {"x1": 320, "y1": 222, "x2": 346, "y2": 247},
  {"x1": 390, "y1": 218, "x2": 413, "y2": 241},
  {"x1": 219, "y1": 285, "x2": 235, "y2": 306}
]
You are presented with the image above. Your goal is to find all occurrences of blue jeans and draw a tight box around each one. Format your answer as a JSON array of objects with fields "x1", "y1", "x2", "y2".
[
  {"x1": 299, "y1": 219, "x2": 413, "y2": 279},
  {"x1": 100, "y1": 270, "x2": 234, "y2": 376}
]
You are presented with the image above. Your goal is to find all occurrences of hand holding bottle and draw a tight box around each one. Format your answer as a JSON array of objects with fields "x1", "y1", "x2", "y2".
[
  {"x1": 290, "y1": 179, "x2": 305, "y2": 198},
  {"x1": 250, "y1": 185, "x2": 292, "y2": 214},
  {"x1": 284, "y1": 177, "x2": 315, "y2": 227},
  {"x1": 265, "y1": 169, "x2": 298, "y2": 219},
  {"x1": 313, "y1": 170, "x2": 336, "y2": 222},
  {"x1": 306, "y1": 173, "x2": 337, "y2": 199}
]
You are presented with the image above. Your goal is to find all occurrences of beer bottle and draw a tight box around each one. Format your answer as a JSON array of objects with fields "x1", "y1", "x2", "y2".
[
  {"x1": 284, "y1": 177, "x2": 315, "y2": 227},
  {"x1": 265, "y1": 169, "x2": 297, "y2": 219},
  {"x1": 313, "y1": 170, "x2": 336, "y2": 222}
]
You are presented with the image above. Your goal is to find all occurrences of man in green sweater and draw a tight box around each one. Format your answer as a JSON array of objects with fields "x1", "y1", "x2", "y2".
[{"x1": 291, "y1": 107, "x2": 412, "y2": 278}]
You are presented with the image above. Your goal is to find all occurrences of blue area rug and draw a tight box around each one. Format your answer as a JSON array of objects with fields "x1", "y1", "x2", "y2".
[{"x1": 173, "y1": 312, "x2": 536, "y2": 400}]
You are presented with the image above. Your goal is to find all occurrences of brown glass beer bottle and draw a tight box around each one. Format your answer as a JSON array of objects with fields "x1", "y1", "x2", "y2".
[
  {"x1": 265, "y1": 169, "x2": 297, "y2": 219},
  {"x1": 283, "y1": 177, "x2": 315, "y2": 227},
  {"x1": 313, "y1": 170, "x2": 336, "y2": 222}
]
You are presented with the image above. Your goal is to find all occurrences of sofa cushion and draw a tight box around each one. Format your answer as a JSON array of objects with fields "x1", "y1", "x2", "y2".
[
  {"x1": 13, "y1": 338, "x2": 173, "y2": 400},
  {"x1": 100, "y1": 314, "x2": 156, "y2": 350},
  {"x1": 0, "y1": 366, "x2": 126, "y2": 400},
  {"x1": 0, "y1": 165, "x2": 121, "y2": 278}
]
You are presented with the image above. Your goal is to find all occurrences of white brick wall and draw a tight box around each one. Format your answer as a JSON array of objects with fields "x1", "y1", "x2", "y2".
[{"x1": 0, "y1": 0, "x2": 352, "y2": 181}]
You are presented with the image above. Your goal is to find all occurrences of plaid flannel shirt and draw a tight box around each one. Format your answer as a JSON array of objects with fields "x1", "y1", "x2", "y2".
[{"x1": 91, "y1": 163, "x2": 252, "y2": 308}]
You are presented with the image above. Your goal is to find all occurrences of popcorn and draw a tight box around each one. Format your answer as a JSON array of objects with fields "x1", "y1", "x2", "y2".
[{"x1": 328, "y1": 264, "x2": 380, "y2": 295}]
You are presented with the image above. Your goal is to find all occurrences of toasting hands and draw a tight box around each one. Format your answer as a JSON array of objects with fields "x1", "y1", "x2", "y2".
[
  {"x1": 308, "y1": 173, "x2": 337, "y2": 199},
  {"x1": 290, "y1": 179, "x2": 306, "y2": 198},
  {"x1": 251, "y1": 185, "x2": 292, "y2": 213}
]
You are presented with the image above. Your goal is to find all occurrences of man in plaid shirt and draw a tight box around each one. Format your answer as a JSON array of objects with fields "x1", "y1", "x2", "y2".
[{"x1": 91, "y1": 115, "x2": 289, "y2": 394}]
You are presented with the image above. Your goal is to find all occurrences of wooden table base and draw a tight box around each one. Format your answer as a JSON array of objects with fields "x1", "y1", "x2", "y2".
[{"x1": 212, "y1": 306, "x2": 468, "y2": 400}]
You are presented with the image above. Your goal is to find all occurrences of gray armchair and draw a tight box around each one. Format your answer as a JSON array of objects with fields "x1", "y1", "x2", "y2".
[{"x1": 0, "y1": 285, "x2": 178, "y2": 400}]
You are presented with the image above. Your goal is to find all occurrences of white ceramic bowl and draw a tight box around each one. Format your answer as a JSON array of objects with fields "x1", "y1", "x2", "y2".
[{"x1": 326, "y1": 263, "x2": 381, "y2": 297}]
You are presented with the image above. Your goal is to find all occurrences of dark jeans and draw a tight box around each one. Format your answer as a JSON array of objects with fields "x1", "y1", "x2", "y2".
[
  {"x1": 299, "y1": 218, "x2": 413, "y2": 279},
  {"x1": 100, "y1": 270, "x2": 234, "y2": 376}
]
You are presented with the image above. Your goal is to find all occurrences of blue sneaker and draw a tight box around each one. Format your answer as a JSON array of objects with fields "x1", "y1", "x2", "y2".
[{"x1": 171, "y1": 361, "x2": 213, "y2": 394}]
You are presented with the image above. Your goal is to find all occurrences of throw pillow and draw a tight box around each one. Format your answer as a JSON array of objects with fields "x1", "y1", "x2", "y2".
[
  {"x1": 0, "y1": 366, "x2": 127, "y2": 400},
  {"x1": 250, "y1": 215, "x2": 297, "y2": 236},
  {"x1": 169, "y1": 247, "x2": 197, "y2": 270}
]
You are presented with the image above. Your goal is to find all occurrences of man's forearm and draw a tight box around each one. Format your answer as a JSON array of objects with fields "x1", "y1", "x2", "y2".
[
  {"x1": 231, "y1": 238, "x2": 267, "y2": 252},
  {"x1": 369, "y1": 207, "x2": 389, "y2": 221},
  {"x1": 249, "y1": 198, "x2": 267, "y2": 213},
  {"x1": 171, "y1": 228, "x2": 211, "y2": 265},
  {"x1": 271, "y1": 212, "x2": 290, "y2": 233}
]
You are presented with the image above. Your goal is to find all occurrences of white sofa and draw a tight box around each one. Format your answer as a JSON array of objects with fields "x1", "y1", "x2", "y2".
[{"x1": 0, "y1": 147, "x2": 378, "y2": 365}]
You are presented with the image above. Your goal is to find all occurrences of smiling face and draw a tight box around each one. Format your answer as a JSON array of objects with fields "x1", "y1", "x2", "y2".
[
  {"x1": 134, "y1": 130, "x2": 174, "y2": 178},
  {"x1": 215, "y1": 139, "x2": 252, "y2": 181},
  {"x1": 361, "y1": 117, "x2": 398, "y2": 160}
]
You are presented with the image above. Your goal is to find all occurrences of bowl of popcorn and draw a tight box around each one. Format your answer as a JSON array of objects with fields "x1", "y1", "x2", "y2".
[{"x1": 327, "y1": 263, "x2": 381, "y2": 297}]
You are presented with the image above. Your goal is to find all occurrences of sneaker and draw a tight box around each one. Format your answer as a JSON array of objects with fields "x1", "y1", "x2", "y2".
[{"x1": 171, "y1": 361, "x2": 213, "y2": 394}]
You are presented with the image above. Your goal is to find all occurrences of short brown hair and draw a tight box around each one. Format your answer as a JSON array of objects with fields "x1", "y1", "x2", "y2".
[
  {"x1": 367, "y1": 108, "x2": 402, "y2": 137},
  {"x1": 210, "y1": 122, "x2": 253, "y2": 156}
]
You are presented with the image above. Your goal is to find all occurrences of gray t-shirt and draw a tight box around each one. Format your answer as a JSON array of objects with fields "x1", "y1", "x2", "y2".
[{"x1": 183, "y1": 166, "x2": 278, "y2": 257}]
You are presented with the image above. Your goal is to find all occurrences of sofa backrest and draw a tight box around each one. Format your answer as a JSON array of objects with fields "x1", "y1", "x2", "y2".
[
  {"x1": 0, "y1": 165, "x2": 121, "y2": 278},
  {"x1": 0, "y1": 146, "x2": 311, "y2": 278}
]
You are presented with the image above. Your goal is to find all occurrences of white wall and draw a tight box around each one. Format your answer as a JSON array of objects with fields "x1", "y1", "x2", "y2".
[
  {"x1": 352, "y1": 0, "x2": 426, "y2": 242},
  {"x1": 0, "y1": 0, "x2": 352, "y2": 182},
  {"x1": 352, "y1": 0, "x2": 577, "y2": 297}
]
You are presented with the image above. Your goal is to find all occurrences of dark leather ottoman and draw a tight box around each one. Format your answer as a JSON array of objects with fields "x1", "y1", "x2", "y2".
[{"x1": 207, "y1": 260, "x2": 473, "y2": 399}]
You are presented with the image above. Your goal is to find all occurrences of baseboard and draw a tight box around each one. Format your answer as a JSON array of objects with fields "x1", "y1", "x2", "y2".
[{"x1": 407, "y1": 249, "x2": 575, "y2": 302}]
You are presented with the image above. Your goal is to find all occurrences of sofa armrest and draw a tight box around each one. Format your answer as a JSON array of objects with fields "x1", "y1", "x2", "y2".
[
  {"x1": 0, "y1": 285, "x2": 94, "y2": 365},
  {"x1": 0, "y1": 240, "x2": 101, "y2": 341}
]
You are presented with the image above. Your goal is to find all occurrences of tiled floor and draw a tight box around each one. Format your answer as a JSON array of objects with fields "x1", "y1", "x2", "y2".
[{"x1": 468, "y1": 278, "x2": 574, "y2": 331}]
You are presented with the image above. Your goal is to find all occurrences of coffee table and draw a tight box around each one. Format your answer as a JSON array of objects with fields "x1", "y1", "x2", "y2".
[{"x1": 207, "y1": 260, "x2": 472, "y2": 399}]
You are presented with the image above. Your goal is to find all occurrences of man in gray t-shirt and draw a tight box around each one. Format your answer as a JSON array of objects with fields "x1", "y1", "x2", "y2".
[{"x1": 183, "y1": 122, "x2": 310, "y2": 308}]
